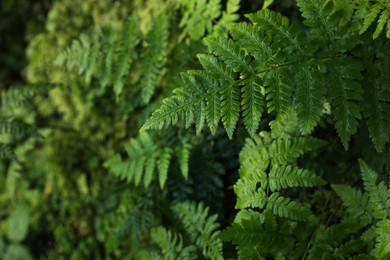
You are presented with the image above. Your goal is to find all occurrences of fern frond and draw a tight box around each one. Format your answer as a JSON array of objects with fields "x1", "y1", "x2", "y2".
[
  {"x1": 213, "y1": 0, "x2": 240, "y2": 35},
  {"x1": 332, "y1": 184, "x2": 373, "y2": 226},
  {"x1": 104, "y1": 133, "x2": 190, "y2": 188},
  {"x1": 363, "y1": 68, "x2": 390, "y2": 151},
  {"x1": 269, "y1": 136, "x2": 326, "y2": 165},
  {"x1": 234, "y1": 175, "x2": 267, "y2": 209},
  {"x1": 359, "y1": 3, "x2": 385, "y2": 39},
  {"x1": 220, "y1": 211, "x2": 294, "y2": 259},
  {"x1": 149, "y1": 227, "x2": 196, "y2": 260},
  {"x1": 173, "y1": 202, "x2": 223, "y2": 259},
  {"x1": 375, "y1": 219, "x2": 390, "y2": 259},
  {"x1": 264, "y1": 69, "x2": 293, "y2": 116},
  {"x1": 204, "y1": 37, "x2": 253, "y2": 74},
  {"x1": 100, "y1": 28, "x2": 117, "y2": 88},
  {"x1": 176, "y1": 141, "x2": 191, "y2": 180},
  {"x1": 295, "y1": 62, "x2": 326, "y2": 134},
  {"x1": 246, "y1": 9, "x2": 305, "y2": 55},
  {"x1": 0, "y1": 117, "x2": 40, "y2": 138},
  {"x1": 220, "y1": 218, "x2": 267, "y2": 259},
  {"x1": 140, "y1": 13, "x2": 169, "y2": 103},
  {"x1": 113, "y1": 15, "x2": 139, "y2": 97},
  {"x1": 267, "y1": 192, "x2": 314, "y2": 221},
  {"x1": 297, "y1": 0, "x2": 337, "y2": 40},
  {"x1": 269, "y1": 165, "x2": 325, "y2": 191},
  {"x1": 1, "y1": 84, "x2": 53, "y2": 111},
  {"x1": 157, "y1": 148, "x2": 172, "y2": 189},
  {"x1": 174, "y1": 0, "x2": 221, "y2": 41},
  {"x1": 241, "y1": 78, "x2": 263, "y2": 137},
  {"x1": 328, "y1": 57, "x2": 363, "y2": 149},
  {"x1": 359, "y1": 160, "x2": 390, "y2": 219}
]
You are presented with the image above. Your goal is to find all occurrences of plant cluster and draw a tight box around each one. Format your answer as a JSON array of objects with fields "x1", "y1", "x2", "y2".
[{"x1": 0, "y1": 0, "x2": 389, "y2": 259}]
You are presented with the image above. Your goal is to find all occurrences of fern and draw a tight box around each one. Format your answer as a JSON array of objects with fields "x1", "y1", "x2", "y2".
[
  {"x1": 104, "y1": 132, "x2": 190, "y2": 188},
  {"x1": 56, "y1": 14, "x2": 140, "y2": 97},
  {"x1": 331, "y1": 160, "x2": 390, "y2": 259},
  {"x1": 146, "y1": 201, "x2": 222, "y2": 259},
  {"x1": 360, "y1": 159, "x2": 390, "y2": 219},
  {"x1": 375, "y1": 219, "x2": 390, "y2": 259},
  {"x1": 356, "y1": 1, "x2": 390, "y2": 39},
  {"x1": 143, "y1": 0, "x2": 390, "y2": 150},
  {"x1": 173, "y1": 202, "x2": 223, "y2": 259},
  {"x1": 144, "y1": 227, "x2": 196, "y2": 260},
  {"x1": 362, "y1": 63, "x2": 390, "y2": 151},
  {"x1": 140, "y1": 13, "x2": 169, "y2": 103},
  {"x1": 173, "y1": 0, "x2": 240, "y2": 41},
  {"x1": 221, "y1": 114, "x2": 325, "y2": 257}
]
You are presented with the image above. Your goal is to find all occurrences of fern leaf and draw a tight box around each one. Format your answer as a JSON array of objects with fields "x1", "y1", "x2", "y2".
[
  {"x1": 264, "y1": 68, "x2": 293, "y2": 116},
  {"x1": 150, "y1": 227, "x2": 196, "y2": 260},
  {"x1": 229, "y1": 22, "x2": 279, "y2": 63},
  {"x1": 177, "y1": 141, "x2": 191, "y2": 180},
  {"x1": 295, "y1": 63, "x2": 325, "y2": 134},
  {"x1": 239, "y1": 136, "x2": 270, "y2": 177},
  {"x1": 113, "y1": 15, "x2": 139, "y2": 97},
  {"x1": 297, "y1": 0, "x2": 336, "y2": 39},
  {"x1": 241, "y1": 78, "x2": 264, "y2": 137},
  {"x1": 100, "y1": 28, "x2": 118, "y2": 88},
  {"x1": 197, "y1": 54, "x2": 235, "y2": 83},
  {"x1": 267, "y1": 192, "x2": 314, "y2": 221},
  {"x1": 269, "y1": 136, "x2": 326, "y2": 165},
  {"x1": 143, "y1": 153, "x2": 156, "y2": 188},
  {"x1": 328, "y1": 57, "x2": 363, "y2": 149},
  {"x1": 360, "y1": 3, "x2": 384, "y2": 35},
  {"x1": 221, "y1": 83, "x2": 240, "y2": 139},
  {"x1": 332, "y1": 184, "x2": 372, "y2": 226},
  {"x1": 0, "y1": 117, "x2": 40, "y2": 138},
  {"x1": 175, "y1": 0, "x2": 222, "y2": 41},
  {"x1": 173, "y1": 202, "x2": 223, "y2": 259},
  {"x1": 213, "y1": 0, "x2": 240, "y2": 35},
  {"x1": 363, "y1": 69, "x2": 390, "y2": 151},
  {"x1": 359, "y1": 160, "x2": 390, "y2": 219},
  {"x1": 158, "y1": 148, "x2": 172, "y2": 189},
  {"x1": 375, "y1": 219, "x2": 390, "y2": 259},
  {"x1": 373, "y1": 9, "x2": 390, "y2": 39},
  {"x1": 234, "y1": 175, "x2": 267, "y2": 209},
  {"x1": 140, "y1": 13, "x2": 169, "y2": 104},
  {"x1": 269, "y1": 165, "x2": 325, "y2": 192},
  {"x1": 220, "y1": 218, "x2": 266, "y2": 259},
  {"x1": 105, "y1": 133, "x2": 178, "y2": 188},
  {"x1": 204, "y1": 37, "x2": 253, "y2": 75},
  {"x1": 247, "y1": 9, "x2": 304, "y2": 55}
]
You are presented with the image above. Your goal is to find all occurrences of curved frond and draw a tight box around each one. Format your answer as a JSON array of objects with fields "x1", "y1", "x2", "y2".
[{"x1": 269, "y1": 165, "x2": 325, "y2": 192}]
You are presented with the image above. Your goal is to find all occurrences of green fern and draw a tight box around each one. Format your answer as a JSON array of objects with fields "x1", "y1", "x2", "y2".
[
  {"x1": 56, "y1": 14, "x2": 140, "y2": 97},
  {"x1": 173, "y1": 202, "x2": 223, "y2": 259},
  {"x1": 145, "y1": 201, "x2": 222, "y2": 259},
  {"x1": 140, "y1": 13, "x2": 169, "y2": 103},
  {"x1": 331, "y1": 160, "x2": 390, "y2": 259},
  {"x1": 375, "y1": 219, "x2": 390, "y2": 259},
  {"x1": 356, "y1": 1, "x2": 390, "y2": 39},
  {"x1": 173, "y1": 0, "x2": 240, "y2": 41},
  {"x1": 144, "y1": 227, "x2": 196, "y2": 260},
  {"x1": 104, "y1": 132, "x2": 190, "y2": 188},
  {"x1": 221, "y1": 114, "x2": 325, "y2": 257}
]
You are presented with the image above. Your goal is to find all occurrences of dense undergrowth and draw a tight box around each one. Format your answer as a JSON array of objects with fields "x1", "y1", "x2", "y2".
[{"x1": 0, "y1": 0, "x2": 390, "y2": 259}]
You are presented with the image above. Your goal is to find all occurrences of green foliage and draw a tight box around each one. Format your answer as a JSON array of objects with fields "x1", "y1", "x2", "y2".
[
  {"x1": 142, "y1": 201, "x2": 222, "y2": 259},
  {"x1": 143, "y1": 0, "x2": 388, "y2": 150},
  {"x1": 355, "y1": 0, "x2": 390, "y2": 39},
  {"x1": 1, "y1": 0, "x2": 390, "y2": 259},
  {"x1": 104, "y1": 132, "x2": 191, "y2": 188}
]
